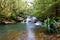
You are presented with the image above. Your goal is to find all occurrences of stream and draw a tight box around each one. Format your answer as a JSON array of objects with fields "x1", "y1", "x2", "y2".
[{"x1": 0, "y1": 22, "x2": 59, "y2": 40}]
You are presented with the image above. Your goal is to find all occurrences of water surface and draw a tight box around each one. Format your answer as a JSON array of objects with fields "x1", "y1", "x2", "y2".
[{"x1": 0, "y1": 23, "x2": 26, "y2": 40}]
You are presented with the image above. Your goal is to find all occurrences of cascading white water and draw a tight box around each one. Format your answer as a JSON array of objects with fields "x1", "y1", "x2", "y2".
[
  {"x1": 26, "y1": 22, "x2": 35, "y2": 40},
  {"x1": 26, "y1": 16, "x2": 35, "y2": 40},
  {"x1": 26, "y1": 16, "x2": 42, "y2": 40}
]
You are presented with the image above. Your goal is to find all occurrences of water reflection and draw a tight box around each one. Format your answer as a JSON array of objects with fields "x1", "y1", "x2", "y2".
[{"x1": 26, "y1": 16, "x2": 42, "y2": 40}]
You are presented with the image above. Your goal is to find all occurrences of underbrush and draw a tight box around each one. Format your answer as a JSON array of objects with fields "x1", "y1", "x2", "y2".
[{"x1": 34, "y1": 18, "x2": 60, "y2": 35}]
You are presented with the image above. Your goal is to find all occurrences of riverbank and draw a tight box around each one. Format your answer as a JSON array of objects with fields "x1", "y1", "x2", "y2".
[{"x1": 0, "y1": 16, "x2": 25, "y2": 25}]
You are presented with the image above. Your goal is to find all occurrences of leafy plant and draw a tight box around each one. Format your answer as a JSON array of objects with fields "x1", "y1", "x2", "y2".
[
  {"x1": 32, "y1": 0, "x2": 60, "y2": 20},
  {"x1": 44, "y1": 18, "x2": 58, "y2": 34}
]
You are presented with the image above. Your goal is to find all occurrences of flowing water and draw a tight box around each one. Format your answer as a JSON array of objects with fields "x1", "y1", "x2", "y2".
[
  {"x1": 26, "y1": 16, "x2": 43, "y2": 40},
  {"x1": 0, "y1": 23, "x2": 26, "y2": 40},
  {"x1": 0, "y1": 16, "x2": 40, "y2": 40},
  {"x1": 0, "y1": 16, "x2": 41, "y2": 40},
  {"x1": 0, "y1": 22, "x2": 36, "y2": 40},
  {"x1": 0, "y1": 23, "x2": 60, "y2": 40},
  {"x1": 26, "y1": 22, "x2": 35, "y2": 40},
  {"x1": 26, "y1": 16, "x2": 37, "y2": 40}
]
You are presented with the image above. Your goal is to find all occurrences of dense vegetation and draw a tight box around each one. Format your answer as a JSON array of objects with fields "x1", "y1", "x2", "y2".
[
  {"x1": 0, "y1": 0, "x2": 60, "y2": 35},
  {"x1": 32, "y1": 0, "x2": 60, "y2": 34},
  {"x1": 0, "y1": 0, "x2": 28, "y2": 24},
  {"x1": 0, "y1": 0, "x2": 60, "y2": 25},
  {"x1": 31, "y1": 0, "x2": 60, "y2": 21}
]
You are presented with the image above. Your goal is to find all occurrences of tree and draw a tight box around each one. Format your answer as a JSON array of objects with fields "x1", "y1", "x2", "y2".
[
  {"x1": 0, "y1": 0, "x2": 27, "y2": 22},
  {"x1": 31, "y1": 0, "x2": 60, "y2": 20}
]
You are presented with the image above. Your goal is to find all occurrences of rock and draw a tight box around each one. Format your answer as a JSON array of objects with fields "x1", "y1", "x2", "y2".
[{"x1": 2, "y1": 21, "x2": 16, "y2": 24}]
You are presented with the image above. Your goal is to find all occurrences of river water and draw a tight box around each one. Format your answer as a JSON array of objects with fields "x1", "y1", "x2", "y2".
[
  {"x1": 0, "y1": 16, "x2": 42, "y2": 40},
  {"x1": 26, "y1": 22, "x2": 35, "y2": 40},
  {"x1": 0, "y1": 23, "x2": 59, "y2": 40},
  {"x1": 0, "y1": 23, "x2": 26, "y2": 40},
  {"x1": 0, "y1": 22, "x2": 36, "y2": 40}
]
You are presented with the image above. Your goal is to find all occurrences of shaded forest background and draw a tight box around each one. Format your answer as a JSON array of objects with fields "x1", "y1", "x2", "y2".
[{"x1": 0, "y1": 0, "x2": 60, "y2": 23}]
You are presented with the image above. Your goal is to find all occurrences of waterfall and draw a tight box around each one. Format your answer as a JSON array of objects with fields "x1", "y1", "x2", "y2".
[
  {"x1": 26, "y1": 16, "x2": 35, "y2": 40},
  {"x1": 26, "y1": 22, "x2": 35, "y2": 40},
  {"x1": 26, "y1": 16, "x2": 42, "y2": 40}
]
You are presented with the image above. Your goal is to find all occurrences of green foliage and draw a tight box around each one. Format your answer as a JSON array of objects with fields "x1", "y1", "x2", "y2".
[
  {"x1": 0, "y1": 0, "x2": 17, "y2": 20},
  {"x1": 0, "y1": 0, "x2": 27, "y2": 22},
  {"x1": 43, "y1": 18, "x2": 58, "y2": 34},
  {"x1": 32, "y1": 0, "x2": 60, "y2": 20},
  {"x1": 35, "y1": 18, "x2": 59, "y2": 34}
]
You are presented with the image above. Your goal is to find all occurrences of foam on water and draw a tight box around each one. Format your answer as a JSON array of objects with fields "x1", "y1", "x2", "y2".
[
  {"x1": 26, "y1": 16, "x2": 36, "y2": 40},
  {"x1": 26, "y1": 16, "x2": 43, "y2": 40}
]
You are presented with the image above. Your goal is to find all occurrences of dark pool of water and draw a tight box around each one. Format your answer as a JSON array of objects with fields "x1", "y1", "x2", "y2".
[{"x1": 0, "y1": 23, "x2": 26, "y2": 36}]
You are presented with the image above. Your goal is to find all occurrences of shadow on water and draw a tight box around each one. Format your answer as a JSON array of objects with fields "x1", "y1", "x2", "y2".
[
  {"x1": 0, "y1": 23, "x2": 26, "y2": 37},
  {"x1": 0, "y1": 23, "x2": 60, "y2": 40}
]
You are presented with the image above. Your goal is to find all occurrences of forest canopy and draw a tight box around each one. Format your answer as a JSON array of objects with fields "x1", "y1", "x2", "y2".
[
  {"x1": 31, "y1": 0, "x2": 60, "y2": 20},
  {"x1": 0, "y1": 0, "x2": 60, "y2": 23}
]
